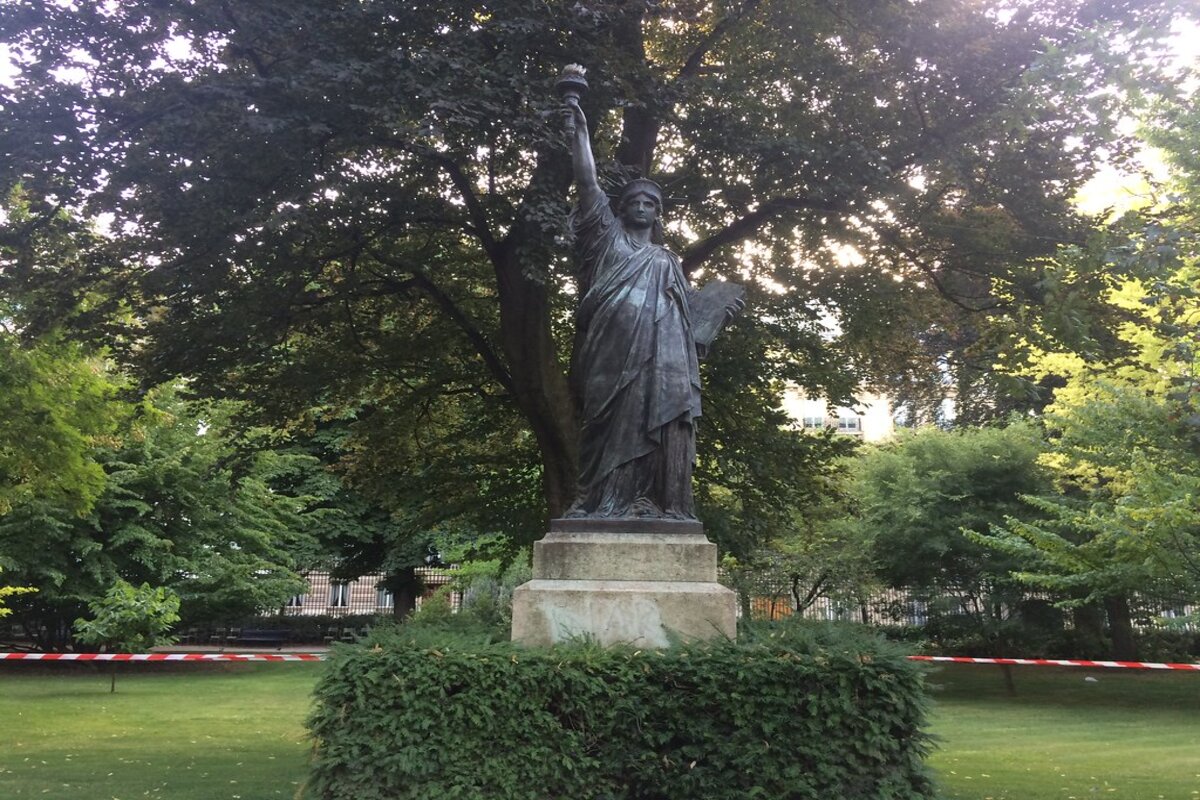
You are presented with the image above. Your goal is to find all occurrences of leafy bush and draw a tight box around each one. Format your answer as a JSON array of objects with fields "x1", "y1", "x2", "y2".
[
  {"x1": 210, "y1": 613, "x2": 384, "y2": 643},
  {"x1": 402, "y1": 587, "x2": 509, "y2": 644},
  {"x1": 74, "y1": 581, "x2": 181, "y2": 654},
  {"x1": 74, "y1": 580, "x2": 181, "y2": 692},
  {"x1": 877, "y1": 611, "x2": 1200, "y2": 662},
  {"x1": 454, "y1": 556, "x2": 532, "y2": 633},
  {"x1": 305, "y1": 619, "x2": 933, "y2": 799},
  {"x1": 1132, "y1": 628, "x2": 1200, "y2": 663}
]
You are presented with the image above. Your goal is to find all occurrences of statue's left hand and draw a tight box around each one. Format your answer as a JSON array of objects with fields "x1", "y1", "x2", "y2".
[{"x1": 724, "y1": 294, "x2": 746, "y2": 322}]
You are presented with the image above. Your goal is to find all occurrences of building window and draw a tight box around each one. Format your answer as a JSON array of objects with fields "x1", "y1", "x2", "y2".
[
  {"x1": 802, "y1": 416, "x2": 825, "y2": 429},
  {"x1": 837, "y1": 415, "x2": 862, "y2": 433},
  {"x1": 286, "y1": 594, "x2": 306, "y2": 608},
  {"x1": 376, "y1": 588, "x2": 394, "y2": 609},
  {"x1": 329, "y1": 582, "x2": 350, "y2": 608}
]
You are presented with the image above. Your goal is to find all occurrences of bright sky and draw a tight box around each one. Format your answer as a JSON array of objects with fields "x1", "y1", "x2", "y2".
[
  {"x1": 1074, "y1": 16, "x2": 1200, "y2": 216},
  {"x1": 0, "y1": 43, "x2": 17, "y2": 85}
]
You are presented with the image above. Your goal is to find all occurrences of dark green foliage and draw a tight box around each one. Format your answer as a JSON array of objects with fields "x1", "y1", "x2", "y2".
[
  {"x1": 176, "y1": 613, "x2": 385, "y2": 646},
  {"x1": 0, "y1": 384, "x2": 319, "y2": 649},
  {"x1": 2, "y1": 0, "x2": 1187, "y2": 535},
  {"x1": 853, "y1": 422, "x2": 1050, "y2": 595},
  {"x1": 306, "y1": 621, "x2": 933, "y2": 800}
]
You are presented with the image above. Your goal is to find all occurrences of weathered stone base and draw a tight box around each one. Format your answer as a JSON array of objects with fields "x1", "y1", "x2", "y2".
[
  {"x1": 511, "y1": 579, "x2": 736, "y2": 648},
  {"x1": 511, "y1": 518, "x2": 737, "y2": 648}
]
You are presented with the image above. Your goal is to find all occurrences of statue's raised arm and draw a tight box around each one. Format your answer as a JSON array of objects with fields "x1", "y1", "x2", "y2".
[{"x1": 558, "y1": 68, "x2": 604, "y2": 211}]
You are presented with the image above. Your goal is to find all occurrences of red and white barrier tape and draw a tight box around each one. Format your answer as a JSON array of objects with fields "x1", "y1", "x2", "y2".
[
  {"x1": 0, "y1": 652, "x2": 325, "y2": 662},
  {"x1": 908, "y1": 655, "x2": 1200, "y2": 671},
  {"x1": 1, "y1": 652, "x2": 1197, "y2": 670}
]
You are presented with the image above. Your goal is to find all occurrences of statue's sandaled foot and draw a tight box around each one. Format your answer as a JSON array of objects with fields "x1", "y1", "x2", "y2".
[{"x1": 628, "y1": 497, "x2": 664, "y2": 518}]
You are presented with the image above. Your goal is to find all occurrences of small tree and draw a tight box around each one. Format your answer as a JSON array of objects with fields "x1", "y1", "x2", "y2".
[
  {"x1": 979, "y1": 268, "x2": 1200, "y2": 658},
  {"x1": 0, "y1": 568, "x2": 36, "y2": 619},
  {"x1": 74, "y1": 581, "x2": 180, "y2": 692}
]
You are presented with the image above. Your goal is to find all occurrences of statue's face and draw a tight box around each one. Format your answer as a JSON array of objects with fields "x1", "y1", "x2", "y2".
[{"x1": 619, "y1": 193, "x2": 660, "y2": 231}]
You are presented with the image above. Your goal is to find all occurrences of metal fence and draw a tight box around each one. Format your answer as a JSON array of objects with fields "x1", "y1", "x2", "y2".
[{"x1": 721, "y1": 571, "x2": 1199, "y2": 631}]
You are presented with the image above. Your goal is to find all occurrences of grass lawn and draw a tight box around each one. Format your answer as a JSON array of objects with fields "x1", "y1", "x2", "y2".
[
  {"x1": 0, "y1": 662, "x2": 320, "y2": 799},
  {"x1": 927, "y1": 663, "x2": 1200, "y2": 800},
  {"x1": 1, "y1": 659, "x2": 1197, "y2": 798}
]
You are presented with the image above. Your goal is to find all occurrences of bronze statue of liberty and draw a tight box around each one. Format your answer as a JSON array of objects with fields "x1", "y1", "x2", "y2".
[{"x1": 561, "y1": 84, "x2": 743, "y2": 521}]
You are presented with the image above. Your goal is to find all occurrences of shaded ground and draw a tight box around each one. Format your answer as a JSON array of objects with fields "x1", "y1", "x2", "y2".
[{"x1": 1, "y1": 659, "x2": 1197, "y2": 798}]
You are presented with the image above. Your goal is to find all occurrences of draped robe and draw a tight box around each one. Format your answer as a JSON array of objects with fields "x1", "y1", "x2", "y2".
[{"x1": 567, "y1": 193, "x2": 701, "y2": 519}]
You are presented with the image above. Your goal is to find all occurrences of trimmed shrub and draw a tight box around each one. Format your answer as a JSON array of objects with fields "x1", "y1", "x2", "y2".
[{"x1": 305, "y1": 621, "x2": 934, "y2": 799}]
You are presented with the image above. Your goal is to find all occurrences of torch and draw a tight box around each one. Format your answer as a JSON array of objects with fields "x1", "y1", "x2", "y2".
[{"x1": 555, "y1": 64, "x2": 589, "y2": 136}]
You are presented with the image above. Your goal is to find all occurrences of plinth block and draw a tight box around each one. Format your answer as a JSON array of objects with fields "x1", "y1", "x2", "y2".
[
  {"x1": 550, "y1": 517, "x2": 703, "y2": 535},
  {"x1": 513, "y1": 517, "x2": 737, "y2": 648},
  {"x1": 533, "y1": 530, "x2": 717, "y2": 582},
  {"x1": 511, "y1": 579, "x2": 737, "y2": 648}
]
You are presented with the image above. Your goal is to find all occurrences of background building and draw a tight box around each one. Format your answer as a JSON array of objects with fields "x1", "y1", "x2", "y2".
[
  {"x1": 782, "y1": 387, "x2": 895, "y2": 442},
  {"x1": 281, "y1": 568, "x2": 460, "y2": 616}
]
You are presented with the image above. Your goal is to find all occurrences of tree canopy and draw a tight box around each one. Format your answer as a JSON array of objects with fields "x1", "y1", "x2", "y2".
[
  {"x1": 0, "y1": 383, "x2": 331, "y2": 649},
  {"x1": 0, "y1": 0, "x2": 1188, "y2": 543},
  {"x1": 851, "y1": 422, "x2": 1049, "y2": 595},
  {"x1": 981, "y1": 235, "x2": 1200, "y2": 605}
]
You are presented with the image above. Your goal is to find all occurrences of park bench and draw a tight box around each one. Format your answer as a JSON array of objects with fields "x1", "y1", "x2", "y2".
[{"x1": 236, "y1": 629, "x2": 291, "y2": 649}]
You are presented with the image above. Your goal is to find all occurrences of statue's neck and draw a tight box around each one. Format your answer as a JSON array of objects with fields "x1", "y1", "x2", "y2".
[{"x1": 624, "y1": 225, "x2": 654, "y2": 246}]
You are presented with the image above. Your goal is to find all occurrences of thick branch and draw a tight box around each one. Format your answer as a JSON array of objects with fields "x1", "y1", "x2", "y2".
[
  {"x1": 876, "y1": 226, "x2": 1004, "y2": 313},
  {"x1": 418, "y1": 149, "x2": 500, "y2": 260},
  {"x1": 365, "y1": 249, "x2": 515, "y2": 395},
  {"x1": 219, "y1": 2, "x2": 272, "y2": 77},
  {"x1": 792, "y1": 570, "x2": 829, "y2": 613},
  {"x1": 676, "y1": 0, "x2": 765, "y2": 83},
  {"x1": 372, "y1": 135, "x2": 501, "y2": 261},
  {"x1": 410, "y1": 269, "x2": 516, "y2": 396},
  {"x1": 681, "y1": 194, "x2": 843, "y2": 273}
]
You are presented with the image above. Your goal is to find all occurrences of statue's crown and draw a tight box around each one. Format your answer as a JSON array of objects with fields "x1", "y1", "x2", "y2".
[{"x1": 617, "y1": 178, "x2": 664, "y2": 208}]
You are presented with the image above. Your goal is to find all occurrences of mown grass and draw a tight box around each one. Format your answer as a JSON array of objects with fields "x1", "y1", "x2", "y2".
[
  {"x1": 1, "y1": 659, "x2": 1198, "y2": 799},
  {"x1": 927, "y1": 663, "x2": 1200, "y2": 800},
  {"x1": 0, "y1": 662, "x2": 319, "y2": 799}
]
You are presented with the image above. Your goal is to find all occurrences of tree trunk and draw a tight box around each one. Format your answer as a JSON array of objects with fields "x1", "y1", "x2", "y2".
[
  {"x1": 494, "y1": 270, "x2": 578, "y2": 518},
  {"x1": 488, "y1": 5, "x2": 674, "y2": 521},
  {"x1": 387, "y1": 567, "x2": 422, "y2": 620},
  {"x1": 999, "y1": 664, "x2": 1017, "y2": 696},
  {"x1": 1104, "y1": 594, "x2": 1137, "y2": 660},
  {"x1": 1072, "y1": 601, "x2": 1106, "y2": 657},
  {"x1": 494, "y1": 195, "x2": 579, "y2": 520}
]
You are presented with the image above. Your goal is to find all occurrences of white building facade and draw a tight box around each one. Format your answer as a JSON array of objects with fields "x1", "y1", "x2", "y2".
[{"x1": 781, "y1": 386, "x2": 894, "y2": 442}]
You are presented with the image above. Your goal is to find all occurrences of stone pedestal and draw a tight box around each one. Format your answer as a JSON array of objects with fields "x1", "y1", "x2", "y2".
[{"x1": 511, "y1": 518, "x2": 737, "y2": 648}]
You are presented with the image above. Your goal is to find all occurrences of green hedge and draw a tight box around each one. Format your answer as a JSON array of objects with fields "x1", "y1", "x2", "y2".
[{"x1": 305, "y1": 622, "x2": 933, "y2": 799}]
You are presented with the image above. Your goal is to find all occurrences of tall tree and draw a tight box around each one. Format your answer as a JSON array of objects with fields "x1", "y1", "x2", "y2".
[
  {"x1": 978, "y1": 267, "x2": 1200, "y2": 652},
  {"x1": 976, "y1": 91, "x2": 1200, "y2": 657},
  {"x1": 0, "y1": 385, "x2": 321, "y2": 649},
  {"x1": 0, "y1": 0, "x2": 1185, "y2": 531}
]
